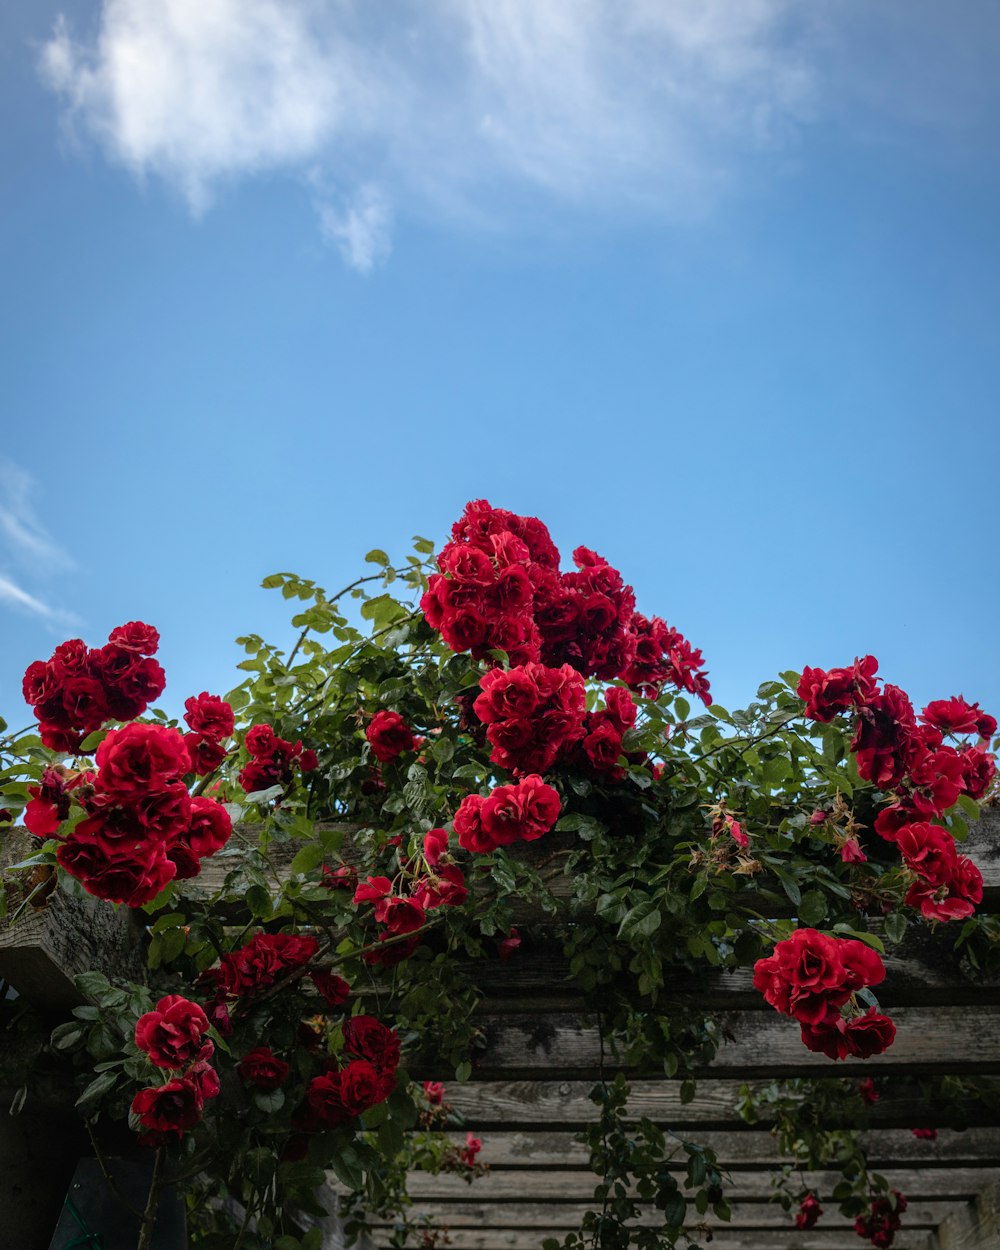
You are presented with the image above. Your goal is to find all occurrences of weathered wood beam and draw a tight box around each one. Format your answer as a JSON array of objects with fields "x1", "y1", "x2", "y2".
[
  {"x1": 367, "y1": 1198, "x2": 961, "y2": 1230},
  {"x1": 445, "y1": 1007, "x2": 1000, "y2": 1080},
  {"x1": 400, "y1": 1167, "x2": 1000, "y2": 1202},
  {"x1": 0, "y1": 832, "x2": 145, "y2": 1010},
  {"x1": 369, "y1": 1228, "x2": 933, "y2": 1250},
  {"x1": 443, "y1": 1079, "x2": 1000, "y2": 1132},
  {"x1": 929, "y1": 1174, "x2": 1000, "y2": 1249},
  {"x1": 434, "y1": 1128, "x2": 1000, "y2": 1170},
  {"x1": 183, "y1": 809, "x2": 1000, "y2": 911}
]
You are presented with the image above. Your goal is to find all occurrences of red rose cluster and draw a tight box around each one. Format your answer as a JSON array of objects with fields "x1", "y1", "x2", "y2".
[
  {"x1": 26, "y1": 724, "x2": 232, "y2": 906},
  {"x1": 183, "y1": 692, "x2": 235, "y2": 775},
  {"x1": 799, "y1": 660, "x2": 995, "y2": 922},
  {"x1": 300, "y1": 1014, "x2": 400, "y2": 1130},
  {"x1": 560, "y1": 686, "x2": 640, "y2": 782},
  {"x1": 22, "y1": 622, "x2": 165, "y2": 753},
  {"x1": 422, "y1": 501, "x2": 710, "y2": 703},
  {"x1": 131, "y1": 995, "x2": 219, "y2": 1141},
  {"x1": 454, "y1": 775, "x2": 561, "y2": 854},
  {"x1": 238, "y1": 723, "x2": 317, "y2": 794},
  {"x1": 795, "y1": 1193, "x2": 822, "y2": 1230},
  {"x1": 854, "y1": 1191, "x2": 907, "y2": 1248},
  {"x1": 366, "y1": 711, "x2": 419, "y2": 763},
  {"x1": 215, "y1": 932, "x2": 319, "y2": 997},
  {"x1": 473, "y1": 662, "x2": 587, "y2": 774},
  {"x1": 753, "y1": 929, "x2": 896, "y2": 1060}
]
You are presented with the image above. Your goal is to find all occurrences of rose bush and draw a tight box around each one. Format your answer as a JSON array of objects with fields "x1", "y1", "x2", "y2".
[{"x1": 0, "y1": 499, "x2": 998, "y2": 1250}]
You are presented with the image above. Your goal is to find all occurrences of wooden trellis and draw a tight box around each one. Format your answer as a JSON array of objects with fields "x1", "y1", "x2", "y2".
[{"x1": 2, "y1": 812, "x2": 1000, "y2": 1250}]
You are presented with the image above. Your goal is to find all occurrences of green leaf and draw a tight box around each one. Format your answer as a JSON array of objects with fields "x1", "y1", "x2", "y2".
[
  {"x1": 254, "y1": 1089, "x2": 285, "y2": 1114},
  {"x1": 884, "y1": 912, "x2": 908, "y2": 945},
  {"x1": 798, "y1": 889, "x2": 827, "y2": 927},
  {"x1": 74, "y1": 972, "x2": 111, "y2": 999},
  {"x1": 75, "y1": 1070, "x2": 118, "y2": 1115},
  {"x1": 958, "y1": 793, "x2": 981, "y2": 823},
  {"x1": 289, "y1": 843, "x2": 326, "y2": 875},
  {"x1": 832, "y1": 925, "x2": 885, "y2": 954},
  {"x1": 618, "y1": 899, "x2": 662, "y2": 942},
  {"x1": 456, "y1": 1061, "x2": 472, "y2": 1083},
  {"x1": 50, "y1": 1022, "x2": 84, "y2": 1052},
  {"x1": 246, "y1": 1145, "x2": 276, "y2": 1186},
  {"x1": 365, "y1": 549, "x2": 390, "y2": 567}
]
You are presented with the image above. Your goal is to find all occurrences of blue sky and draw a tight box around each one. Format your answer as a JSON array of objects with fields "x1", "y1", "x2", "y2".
[{"x1": 2, "y1": 1, "x2": 1000, "y2": 726}]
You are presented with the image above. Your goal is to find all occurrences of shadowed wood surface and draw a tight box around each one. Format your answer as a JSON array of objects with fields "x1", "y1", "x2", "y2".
[
  {"x1": 435, "y1": 1128, "x2": 1000, "y2": 1169},
  {"x1": 443, "y1": 1079, "x2": 1000, "y2": 1131},
  {"x1": 401, "y1": 1167, "x2": 1000, "y2": 1202},
  {"x1": 368, "y1": 1199, "x2": 961, "y2": 1230},
  {"x1": 366, "y1": 1231, "x2": 934, "y2": 1250},
  {"x1": 443, "y1": 1007, "x2": 1000, "y2": 1080}
]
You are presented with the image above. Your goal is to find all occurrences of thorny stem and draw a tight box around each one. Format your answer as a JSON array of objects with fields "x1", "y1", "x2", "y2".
[
  {"x1": 86, "y1": 1121, "x2": 146, "y2": 1219},
  {"x1": 135, "y1": 1147, "x2": 164, "y2": 1250}
]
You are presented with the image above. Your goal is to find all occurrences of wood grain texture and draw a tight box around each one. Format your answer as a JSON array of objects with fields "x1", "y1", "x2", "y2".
[
  {"x1": 446, "y1": 1007, "x2": 1000, "y2": 1080},
  {"x1": 930, "y1": 1176, "x2": 1000, "y2": 1250},
  {"x1": 435, "y1": 1128, "x2": 1000, "y2": 1170},
  {"x1": 400, "y1": 1167, "x2": 1000, "y2": 1202},
  {"x1": 367, "y1": 1228, "x2": 932, "y2": 1250},
  {"x1": 442, "y1": 1079, "x2": 1000, "y2": 1132},
  {"x1": 0, "y1": 831, "x2": 145, "y2": 1009},
  {"x1": 367, "y1": 1199, "x2": 960, "y2": 1230}
]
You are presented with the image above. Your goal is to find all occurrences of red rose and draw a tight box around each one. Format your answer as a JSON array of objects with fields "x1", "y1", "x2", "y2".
[
  {"x1": 186, "y1": 797, "x2": 233, "y2": 858},
  {"x1": 339, "y1": 1058, "x2": 388, "y2": 1115},
  {"x1": 959, "y1": 746, "x2": 996, "y2": 800},
  {"x1": 851, "y1": 685, "x2": 916, "y2": 789},
  {"x1": 183, "y1": 692, "x2": 235, "y2": 739},
  {"x1": 845, "y1": 1010, "x2": 896, "y2": 1058},
  {"x1": 95, "y1": 724, "x2": 190, "y2": 796},
  {"x1": 896, "y1": 823, "x2": 957, "y2": 885},
  {"x1": 218, "y1": 932, "x2": 319, "y2": 997},
  {"x1": 454, "y1": 793, "x2": 492, "y2": 854},
  {"x1": 135, "y1": 995, "x2": 210, "y2": 1069},
  {"x1": 108, "y1": 621, "x2": 160, "y2": 654},
  {"x1": 366, "y1": 711, "x2": 417, "y2": 763},
  {"x1": 342, "y1": 1015, "x2": 401, "y2": 1072},
  {"x1": 796, "y1": 1193, "x2": 823, "y2": 1229},
  {"x1": 298, "y1": 748, "x2": 318, "y2": 772},
  {"x1": 185, "y1": 733, "x2": 229, "y2": 775},
  {"x1": 424, "y1": 1080, "x2": 445, "y2": 1105},
  {"x1": 797, "y1": 656, "x2": 878, "y2": 722},
  {"x1": 354, "y1": 876, "x2": 393, "y2": 905},
  {"x1": 481, "y1": 775, "x2": 561, "y2": 847},
  {"x1": 799, "y1": 1009, "x2": 851, "y2": 1060},
  {"x1": 306, "y1": 1071, "x2": 349, "y2": 1127},
  {"x1": 311, "y1": 970, "x2": 350, "y2": 1008},
  {"x1": 905, "y1": 856, "x2": 982, "y2": 921},
  {"x1": 753, "y1": 930, "x2": 857, "y2": 1025},
  {"x1": 238, "y1": 1047, "x2": 290, "y2": 1091},
  {"x1": 131, "y1": 1077, "x2": 203, "y2": 1136},
  {"x1": 57, "y1": 837, "x2": 176, "y2": 907},
  {"x1": 858, "y1": 1078, "x2": 880, "y2": 1105}
]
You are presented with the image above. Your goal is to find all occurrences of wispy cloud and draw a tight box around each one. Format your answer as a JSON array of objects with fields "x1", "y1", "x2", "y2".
[
  {"x1": 0, "y1": 462, "x2": 79, "y2": 626},
  {"x1": 0, "y1": 574, "x2": 78, "y2": 626},
  {"x1": 38, "y1": 0, "x2": 822, "y2": 268}
]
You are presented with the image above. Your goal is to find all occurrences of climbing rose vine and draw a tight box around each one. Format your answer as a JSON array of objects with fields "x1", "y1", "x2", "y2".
[{"x1": 0, "y1": 498, "x2": 997, "y2": 1250}]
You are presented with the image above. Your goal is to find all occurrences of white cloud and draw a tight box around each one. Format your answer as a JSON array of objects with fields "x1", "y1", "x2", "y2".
[
  {"x1": 39, "y1": 0, "x2": 823, "y2": 262},
  {"x1": 0, "y1": 463, "x2": 79, "y2": 626},
  {"x1": 0, "y1": 461, "x2": 74, "y2": 572},
  {"x1": 0, "y1": 574, "x2": 77, "y2": 625},
  {"x1": 316, "y1": 184, "x2": 392, "y2": 272}
]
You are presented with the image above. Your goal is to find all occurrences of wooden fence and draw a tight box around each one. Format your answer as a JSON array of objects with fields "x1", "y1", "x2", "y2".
[{"x1": 2, "y1": 810, "x2": 1000, "y2": 1250}]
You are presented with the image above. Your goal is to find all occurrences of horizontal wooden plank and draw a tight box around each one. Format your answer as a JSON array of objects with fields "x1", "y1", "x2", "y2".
[
  {"x1": 368, "y1": 1199, "x2": 961, "y2": 1230},
  {"x1": 442, "y1": 1079, "x2": 1000, "y2": 1132},
  {"x1": 451, "y1": 1007, "x2": 1000, "y2": 1080},
  {"x1": 442, "y1": 1128, "x2": 1000, "y2": 1170},
  {"x1": 184, "y1": 808, "x2": 1000, "y2": 911},
  {"x1": 933, "y1": 1174, "x2": 1000, "y2": 1250},
  {"x1": 401, "y1": 1167, "x2": 1000, "y2": 1202},
  {"x1": 369, "y1": 1230, "x2": 935, "y2": 1250}
]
